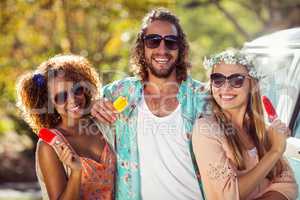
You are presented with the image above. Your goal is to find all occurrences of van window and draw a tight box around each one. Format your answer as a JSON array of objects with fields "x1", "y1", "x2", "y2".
[
  {"x1": 293, "y1": 112, "x2": 300, "y2": 138},
  {"x1": 250, "y1": 54, "x2": 300, "y2": 136}
]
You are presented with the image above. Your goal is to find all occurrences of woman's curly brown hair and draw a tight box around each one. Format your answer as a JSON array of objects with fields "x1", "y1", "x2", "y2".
[
  {"x1": 16, "y1": 54, "x2": 101, "y2": 133},
  {"x1": 131, "y1": 8, "x2": 191, "y2": 83}
]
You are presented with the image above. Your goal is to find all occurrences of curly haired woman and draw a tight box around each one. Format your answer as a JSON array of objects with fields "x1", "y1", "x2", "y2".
[{"x1": 17, "y1": 55, "x2": 115, "y2": 200}]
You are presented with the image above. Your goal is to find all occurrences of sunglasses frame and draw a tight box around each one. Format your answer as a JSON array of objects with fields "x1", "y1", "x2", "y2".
[
  {"x1": 53, "y1": 84, "x2": 86, "y2": 105},
  {"x1": 143, "y1": 34, "x2": 179, "y2": 50},
  {"x1": 210, "y1": 73, "x2": 249, "y2": 88}
]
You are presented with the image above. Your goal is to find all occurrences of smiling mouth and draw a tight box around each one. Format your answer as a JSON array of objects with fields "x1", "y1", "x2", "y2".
[
  {"x1": 68, "y1": 105, "x2": 80, "y2": 112},
  {"x1": 153, "y1": 57, "x2": 171, "y2": 65},
  {"x1": 220, "y1": 95, "x2": 237, "y2": 101}
]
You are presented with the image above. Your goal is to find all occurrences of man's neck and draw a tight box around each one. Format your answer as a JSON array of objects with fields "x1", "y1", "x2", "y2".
[
  {"x1": 145, "y1": 71, "x2": 179, "y2": 96},
  {"x1": 142, "y1": 71, "x2": 180, "y2": 117}
]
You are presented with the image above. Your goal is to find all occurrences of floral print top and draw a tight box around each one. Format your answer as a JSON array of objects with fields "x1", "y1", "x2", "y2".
[{"x1": 36, "y1": 129, "x2": 116, "y2": 200}]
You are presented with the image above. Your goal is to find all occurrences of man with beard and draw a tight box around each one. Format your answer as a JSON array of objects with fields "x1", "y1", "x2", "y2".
[{"x1": 91, "y1": 8, "x2": 209, "y2": 200}]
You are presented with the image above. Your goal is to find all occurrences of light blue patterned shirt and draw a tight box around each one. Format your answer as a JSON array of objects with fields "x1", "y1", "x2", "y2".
[{"x1": 98, "y1": 76, "x2": 210, "y2": 200}]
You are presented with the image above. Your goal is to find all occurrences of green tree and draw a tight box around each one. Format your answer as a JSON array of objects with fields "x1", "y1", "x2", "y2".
[{"x1": 0, "y1": 0, "x2": 298, "y2": 150}]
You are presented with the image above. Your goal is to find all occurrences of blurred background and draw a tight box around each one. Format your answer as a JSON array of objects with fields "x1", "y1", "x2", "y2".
[{"x1": 0, "y1": 0, "x2": 299, "y2": 199}]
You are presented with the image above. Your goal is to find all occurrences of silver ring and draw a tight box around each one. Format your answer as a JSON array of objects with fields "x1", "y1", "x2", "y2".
[{"x1": 55, "y1": 140, "x2": 61, "y2": 145}]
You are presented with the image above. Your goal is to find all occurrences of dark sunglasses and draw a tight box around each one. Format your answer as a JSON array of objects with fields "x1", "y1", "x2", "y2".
[
  {"x1": 143, "y1": 34, "x2": 179, "y2": 50},
  {"x1": 210, "y1": 73, "x2": 248, "y2": 88},
  {"x1": 53, "y1": 85, "x2": 86, "y2": 105}
]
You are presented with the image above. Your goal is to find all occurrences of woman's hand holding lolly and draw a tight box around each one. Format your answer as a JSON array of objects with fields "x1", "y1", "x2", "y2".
[
  {"x1": 262, "y1": 96, "x2": 291, "y2": 155},
  {"x1": 38, "y1": 128, "x2": 82, "y2": 171}
]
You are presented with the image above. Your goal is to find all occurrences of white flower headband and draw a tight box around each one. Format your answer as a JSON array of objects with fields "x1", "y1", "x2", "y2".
[{"x1": 203, "y1": 49, "x2": 264, "y2": 80}]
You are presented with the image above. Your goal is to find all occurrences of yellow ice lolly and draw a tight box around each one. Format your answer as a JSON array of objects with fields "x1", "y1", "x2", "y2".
[{"x1": 113, "y1": 96, "x2": 128, "y2": 112}]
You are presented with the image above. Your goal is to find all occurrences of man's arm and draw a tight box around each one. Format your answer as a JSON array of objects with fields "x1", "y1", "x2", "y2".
[{"x1": 92, "y1": 82, "x2": 118, "y2": 124}]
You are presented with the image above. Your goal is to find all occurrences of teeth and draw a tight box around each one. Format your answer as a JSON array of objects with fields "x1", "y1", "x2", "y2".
[
  {"x1": 69, "y1": 106, "x2": 80, "y2": 112},
  {"x1": 221, "y1": 95, "x2": 235, "y2": 100},
  {"x1": 154, "y1": 58, "x2": 168, "y2": 64}
]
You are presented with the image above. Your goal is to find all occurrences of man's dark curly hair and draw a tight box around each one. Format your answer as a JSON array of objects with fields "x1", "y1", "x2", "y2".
[{"x1": 131, "y1": 8, "x2": 191, "y2": 83}]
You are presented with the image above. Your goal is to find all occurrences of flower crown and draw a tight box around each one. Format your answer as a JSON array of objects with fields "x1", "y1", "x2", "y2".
[{"x1": 203, "y1": 49, "x2": 263, "y2": 80}]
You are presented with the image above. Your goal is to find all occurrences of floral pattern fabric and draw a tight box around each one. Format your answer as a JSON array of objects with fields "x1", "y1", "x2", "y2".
[
  {"x1": 96, "y1": 76, "x2": 210, "y2": 200},
  {"x1": 54, "y1": 130, "x2": 116, "y2": 200}
]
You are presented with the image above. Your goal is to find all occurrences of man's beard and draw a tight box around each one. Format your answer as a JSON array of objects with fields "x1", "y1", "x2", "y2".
[{"x1": 145, "y1": 58, "x2": 177, "y2": 78}]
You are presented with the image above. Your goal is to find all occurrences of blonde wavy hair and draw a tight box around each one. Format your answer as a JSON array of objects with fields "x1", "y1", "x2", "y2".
[{"x1": 16, "y1": 54, "x2": 100, "y2": 133}]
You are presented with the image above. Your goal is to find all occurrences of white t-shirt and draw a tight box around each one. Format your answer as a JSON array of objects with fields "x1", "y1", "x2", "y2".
[{"x1": 137, "y1": 96, "x2": 203, "y2": 200}]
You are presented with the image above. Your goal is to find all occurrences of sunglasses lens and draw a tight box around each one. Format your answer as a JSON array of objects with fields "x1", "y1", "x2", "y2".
[
  {"x1": 229, "y1": 75, "x2": 245, "y2": 88},
  {"x1": 164, "y1": 36, "x2": 179, "y2": 50},
  {"x1": 73, "y1": 86, "x2": 85, "y2": 96},
  {"x1": 54, "y1": 91, "x2": 68, "y2": 105},
  {"x1": 144, "y1": 34, "x2": 162, "y2": 49},
  {"x1": 144, "y1": 34, "x2": 178, "y2": 50},
  {"x1": 211, "y1": 73, "x2": 226, "y2": 88}
]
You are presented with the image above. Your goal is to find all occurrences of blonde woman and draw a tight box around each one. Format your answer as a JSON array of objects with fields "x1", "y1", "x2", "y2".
[{"x1": 192, "y1": 50, "x2": 298, "y2": 200}]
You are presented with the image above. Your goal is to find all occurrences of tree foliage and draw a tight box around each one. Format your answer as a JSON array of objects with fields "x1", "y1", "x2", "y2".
[{"x1": 0, "y1": 0, "x2": 299, "y2": 140}]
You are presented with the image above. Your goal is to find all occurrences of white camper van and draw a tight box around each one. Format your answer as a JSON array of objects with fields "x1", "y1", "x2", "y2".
[{"x1": 243, "y1": 27, "x2": 300, "y2": 199}]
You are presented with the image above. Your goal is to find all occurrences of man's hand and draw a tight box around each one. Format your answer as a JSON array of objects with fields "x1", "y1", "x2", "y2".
[{"x1": 91, "y1": 98, "x2": 118, "y2": 124}]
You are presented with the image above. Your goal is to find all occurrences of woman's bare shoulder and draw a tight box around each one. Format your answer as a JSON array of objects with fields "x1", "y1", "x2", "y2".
[
  {"x1": 37, "y1": 140, "x2": 55, "y2": 155},
  {"x1": 36, "y1": 140, "x2": 61, "y2": 169}
]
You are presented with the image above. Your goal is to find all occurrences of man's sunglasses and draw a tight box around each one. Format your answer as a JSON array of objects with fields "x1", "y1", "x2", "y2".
[
  {"x1": 143, "y1": 34, "x2": 179, "y2": 50},
  {"x1": 210, "y1": 73, "x2": 249, "y2": 88},
  {"x1": 53, "y1": 85, "x2": 86, "y2": 105}
]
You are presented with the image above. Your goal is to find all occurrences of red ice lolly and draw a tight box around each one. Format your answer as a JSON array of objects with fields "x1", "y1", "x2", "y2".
[
  {"x1": 262, "y1": 96, "x2": 278, "y2": 122},
  {"x1": 38, "y1": 128, "x2": 60, "y2": 146}
]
